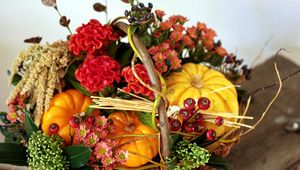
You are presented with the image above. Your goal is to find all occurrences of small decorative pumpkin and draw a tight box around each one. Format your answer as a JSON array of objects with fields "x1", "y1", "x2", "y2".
[
  {"x1": 166, "y1": 63, "x2": 239, "y2": 136},
  {"x1": 41, "y1": 89, "x2": 97, "y2": 145},
  {"x1": 108, "y1": 111, "x2": 158, "y2": 168}
]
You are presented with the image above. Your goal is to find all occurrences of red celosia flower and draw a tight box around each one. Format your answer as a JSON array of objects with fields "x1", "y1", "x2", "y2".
[
  {"x1": 159, "y1": 21, "x2": 173, "y2": 31},
  {"x1": 155, "y1": 10, "x2": 166, "y2": 19},
  {"x1": 171, "y1": 30, "x2": 183, "y2": 42},
  {"x1": 69, "y1": 19, "x2": 119, "y2": 55},
  {"x1": 215, "y1": 46, "x2": 228, "y2": 57},
  {"x1": 187, "y1": 26, "x2": 198, "y2": 39},
  {"x1": 121, "y1": 64, "x2": 154, "y2": 100},
  {"x1": 75, "y1": 55, "x2": 121, "y2": 93}
]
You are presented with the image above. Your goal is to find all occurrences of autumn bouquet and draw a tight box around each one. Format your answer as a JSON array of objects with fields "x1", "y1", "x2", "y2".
[{"x1": 0, "y1": 0, "x2": 277, "y2": 170}]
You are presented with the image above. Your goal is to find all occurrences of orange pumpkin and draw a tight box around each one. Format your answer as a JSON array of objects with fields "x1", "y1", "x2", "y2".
[
  {"x1": 165, "y1": 63, "x2": 239, "y2": 136},
  {"x1": 41, "y1": 89, "x2": 98, "y2": 145},
  {"x1": 108, "y1": 111, "x2": 158, "y2": 168}
]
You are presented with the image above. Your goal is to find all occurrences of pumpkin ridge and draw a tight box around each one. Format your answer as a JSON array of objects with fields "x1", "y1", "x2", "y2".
[
  {"x1": 173, "y1": 86, "x2": 195, "y2": 106},
  {"x1": 204, "y1": 83, "x2": 237, "y2": 96},
  {"x1": 204, "y1": 86, "x2": 232, "y2": 112}
]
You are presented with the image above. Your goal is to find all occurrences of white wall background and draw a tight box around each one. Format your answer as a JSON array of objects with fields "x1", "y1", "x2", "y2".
[{"x1": 1, "y1": 0, "x2": 300, "y2": 111}]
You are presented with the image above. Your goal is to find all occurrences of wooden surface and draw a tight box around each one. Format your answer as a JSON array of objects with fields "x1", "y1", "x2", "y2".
[{"x1": 227, "y1": 56, "x2": 300, "y2": 170}]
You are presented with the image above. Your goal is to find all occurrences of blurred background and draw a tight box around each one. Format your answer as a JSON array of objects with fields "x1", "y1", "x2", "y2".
[{"x1": 0, "y1": 0, "x2": 300, "y2": 169}]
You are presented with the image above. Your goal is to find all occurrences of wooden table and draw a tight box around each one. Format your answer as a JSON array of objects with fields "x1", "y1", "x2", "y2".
[{"x1": 227, "y1": 56, "x2": 300, "y2": 170}]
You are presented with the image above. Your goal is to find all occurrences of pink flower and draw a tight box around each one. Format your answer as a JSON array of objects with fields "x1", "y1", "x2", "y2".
[
  {"x1": 171, "y1": 30, "x2": 183, "y2": 42},
  {"x1": 75, "y1": 55, "x2": 121, "y2": 93},
  {"x1": 75, "y1": 124, "x2": 90, "y2": 141},
  {"x1": 164, "y1": 49, "x2": 178, "y2": 59},
  {"x1": 94, "y1": 141, "x2": 113, "y2": 159},
  {"x1": 153, "y1": 52, "x2": 167, "y2": 62},
  {"x1": 94, "y1": 115, "x2": 107, "y2": 128},
  {"x1": 84, "y1": 133, "x2": 99, "y2": 147},
  {"x1": 187, "y1": 26, "x2": 198, "y2": 39},
  {"x1": 114, "y1": 149, "x2": 129, "y2": 165},
  {"x1": 155, "y1": 10, "x2": 166, "y2": 19},
  {"x1": 148, "y1": 46, "x2": 160, "y2": 55}
]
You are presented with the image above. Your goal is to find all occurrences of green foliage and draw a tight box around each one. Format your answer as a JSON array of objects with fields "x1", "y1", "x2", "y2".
[
  {"x1": 11, "y1": 73, "x2": 22, "y2": 86},
  {"x1": 27, "y1": 131, "x2": 69, "y2": 170},
  {"x1": 24, "y1": 110, "x2": 38, "y2": 138},
  {"x1": 135, "y1": 112, "x2": 156, "y2": 129},
  {"x1": 0, "y1": 143, "x2": 27, "y2": 166},
  {"x1": 64, "y1": 145, "x2": 92, "y2": 169},
  {"x1": 206, "y1": 154, "x2": 230, "y2": 170},
  {"x1": 170, "y1": 140, "x2": 211, "y2": 170}
]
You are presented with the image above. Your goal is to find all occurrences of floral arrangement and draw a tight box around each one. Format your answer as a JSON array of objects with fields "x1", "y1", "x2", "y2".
[{"x1": 0, "y1": 0, "x2": 282, "y2": 170}]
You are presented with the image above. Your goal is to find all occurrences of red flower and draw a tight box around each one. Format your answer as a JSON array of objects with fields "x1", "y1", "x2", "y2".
[
  {"x1": 171, "y1": 30, "x2": 183, "y2": 42},
  {"x1": 121, "y1": 64, "x2": 154, "y2": 100},
  {"x1": 187, "y1": 26, "x2": 198, "y2": 39},
  {"x1": 69, "y1": 19, "x2": 119, "y2": 55},
  {"x1": 75, "y1": 55, "x2": 121, "y2": 92},
  {"x1": 182, "y1": 35, "x2": 195, "y2": 49},
  {"x1": 155, "y1": 10, "x2": 166, "y2": 19},
  {"x1": 155, "y1": 61, "x2": 168, "y2": 73},
  {"x1": 159, "y1": 21, "x2": 173, "y2": 31},
  {"x1": 172, "y1": 24, "x2": 185, "y2": 33},
  {"x1": 169, "y1": 15, "x2": 188, "y2": 24},
  {"x1": 197, "y1": 22, "x2": 207, "y2": 31}
]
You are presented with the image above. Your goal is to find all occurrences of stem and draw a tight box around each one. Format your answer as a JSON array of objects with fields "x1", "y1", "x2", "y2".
[
  {"x1": 53, "y1": 5, "x2": 72, "y2": 35},
  {"x1": 105, "y1": 0, "x2": 108, "y2": 23}
]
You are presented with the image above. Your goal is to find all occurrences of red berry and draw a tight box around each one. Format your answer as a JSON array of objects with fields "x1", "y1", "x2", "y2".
[
  {"x1": 194, "y1": 113, "x2": 204, "y2": 123},
  {"x1": 215, "y1": 116, "x2": 224, "y2": 126},
  {"x1": 194, "y1": 124, "x2": 204, "y2": 133},
  {"x1": 183, "y1": 98, "x2": 196, "y2": 110},
  {"x1": 86, "y1": 116, "x2": 95, "y2": 124},
  {"x1": 69, "y1": 116, "x2": 80, "y2": 128},
  {"x1": 179, "y1": 109, "x2": 191, "y2": 120},
  {"x1": 197, "y1": 97, "x2": 211, "y2": 110},
  {"x1": 169, "y1": 118, "x2": 182, "y2": 131},
  {"x1": 183, "y1": 122, "x2": 195, "y2": 132},
  {"x1": 49, "y1": 123, "x2": 59, "y2": 134},
  {"x1": 206, "y1": 129, "x2": 216, "y2": 141}
]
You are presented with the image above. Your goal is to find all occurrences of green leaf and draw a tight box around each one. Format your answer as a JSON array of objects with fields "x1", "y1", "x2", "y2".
[
  {"x1": 64, "y1": 145, "x2": 92, "y2": 169},
  {"x1": 118, "y1": 48, "x2": 133, "y2": 68},
  {"x1": 11, "y1": 74, "x2": 22, "y2": 86},
  {"x1": 24, "y1": 110, "x2": 38, "y2": 138},
  {"x1": 140, "y1": 33, "x2": 152, "y2": 47},
  {"x1": 166, "y1": 156, "x2": 178, "y2": 170},
  {"x1": 206, "y1": 154, "x2": 230, "y2": 170},
  {"x1": 66, "y1": 62, "x2": 80, "y2": 81},
  {"x1": 84, "y1": 107, "x2": 94, "y2": 116},
  {"x1": 135, "y1": 112, "x2": 156, "y2": 129},
  {"x1": 130, "y1": 25, "x2": 138, "y2": 34},
  {"x1": 107, "y1": 41, "x2": 119, "y2": 58},
  {"x1": 0, "y1": 143, "x2": 27, "y2": 166},
  {"x1": 194, "y1": 130, "x2": 207, "y2": 145},
  {"x1": 0, "y1": 112, "x2": 10, "y2": 124},
  {"x1": 69, "y1": 79, "x2": 92, "y2": 96},
  {"x1": 207, "y1": 54, "x2": 223, "y2": 66},
  {"x1": 169, "y1": 134, "x2": 183, "y2": 150}
]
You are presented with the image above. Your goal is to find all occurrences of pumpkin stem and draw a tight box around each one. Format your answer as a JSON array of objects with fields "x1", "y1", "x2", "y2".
[{"x1": 191, "y1": 75, "x2": 203, "y2": 89}]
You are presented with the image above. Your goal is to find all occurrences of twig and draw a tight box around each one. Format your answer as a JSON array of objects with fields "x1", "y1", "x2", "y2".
[
  {"x1": 53, "y1": 6, "x2": 72, "y2": 34},
  {"x1": 251, "y1": 35, "x2": 273, "y2": 67}
]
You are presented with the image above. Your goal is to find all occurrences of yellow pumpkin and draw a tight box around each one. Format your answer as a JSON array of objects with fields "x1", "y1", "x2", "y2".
[
  {"x1": 41, "y1": 89, "x2": 97, "y2": 145},
  {"x1": 108, "y1": 111, "x2": 158, "y2": 168},
  {"x1": 165, "y1": 63, "x2": 239, "y2": 136}
]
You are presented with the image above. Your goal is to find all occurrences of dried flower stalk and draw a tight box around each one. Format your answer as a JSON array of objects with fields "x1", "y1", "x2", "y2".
[{"x1": 7, "y1": 41, "x2": 72, "y2": 126}]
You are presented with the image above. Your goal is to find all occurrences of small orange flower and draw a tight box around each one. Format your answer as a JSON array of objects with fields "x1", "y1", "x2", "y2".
[
  {"x1": 7, "y1": 112, "x2": 18, "y2": 123},
  {"x1": 155, "y1": 10, "x2": 166, "y2": 19},
  {"x1": 215, "y1": 46, "x2": 228, "y2": 57},
  {"x1": 160, "y1": 21, "x2": 173, "y2": 31},
  {"x1": 197, "y1": 22, "x2": 207, "y2": 31},
  {"x1": 187, "y1": 26, "x2": 198, "y2": 39},
  {"x1": 171, "y1": 30, "x2": 183, "y2": 42}
]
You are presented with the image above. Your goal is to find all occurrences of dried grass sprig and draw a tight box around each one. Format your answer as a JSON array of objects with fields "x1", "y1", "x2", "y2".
[{"x1": 7, "y1": 41, "x2": 72, "y2": 126}]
